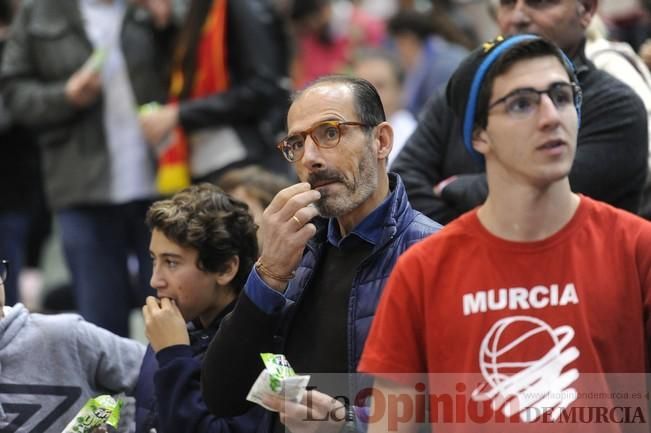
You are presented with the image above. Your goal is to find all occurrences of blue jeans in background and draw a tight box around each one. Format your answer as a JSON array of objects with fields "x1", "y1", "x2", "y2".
[{"x1": 57, "y1": 200, "x2": 154, "y2": 336}]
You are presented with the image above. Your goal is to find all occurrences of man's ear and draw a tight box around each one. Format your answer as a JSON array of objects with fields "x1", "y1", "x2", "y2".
[
  {"x1": 374, "y1": 121, "x2": 394, "y2": 161},
  {"x1": 215, "y1": 256, "x2": 240, "y2": 287},
  {"x1": 472, "y1": 128, "x2": 490, "y2": 156},
  {"x1": 578, "y1": 0, "x2": 597, "y2": 28}
]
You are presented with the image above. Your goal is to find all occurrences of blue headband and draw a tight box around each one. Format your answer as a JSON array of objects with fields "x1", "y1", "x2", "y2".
[{"x1": 462, "y1": 34, "x2": 581, "y2": 163}]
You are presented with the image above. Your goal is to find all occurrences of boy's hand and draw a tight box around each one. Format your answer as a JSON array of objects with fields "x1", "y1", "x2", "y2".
[{"x1": 142, "y1": 296, "x2": 189, "y2": 352}]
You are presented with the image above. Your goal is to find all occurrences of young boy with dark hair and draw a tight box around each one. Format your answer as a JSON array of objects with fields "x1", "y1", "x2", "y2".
[{"x1": 134, "y1": 183, "x2": 259, "y2": 433}]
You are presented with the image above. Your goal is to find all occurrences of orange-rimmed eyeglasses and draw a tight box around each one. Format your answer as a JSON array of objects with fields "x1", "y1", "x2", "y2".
[{"x1": 277, "y1": 120, "x2": 373, "y2": 162}]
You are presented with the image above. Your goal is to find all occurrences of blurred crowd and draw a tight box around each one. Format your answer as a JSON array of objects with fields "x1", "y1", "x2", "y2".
[{"x1": 0, "y1": 0, "x2": 464, "y2": 336}]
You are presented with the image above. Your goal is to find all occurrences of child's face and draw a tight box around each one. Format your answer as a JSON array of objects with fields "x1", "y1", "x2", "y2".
[{"x1": 148, "y1": 229, "x2": 226, "y2": 325}]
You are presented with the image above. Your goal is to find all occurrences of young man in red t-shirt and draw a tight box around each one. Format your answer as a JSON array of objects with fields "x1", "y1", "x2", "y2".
[{"x1": 359, "y1": 34, "x2": 651, "y2": 433}]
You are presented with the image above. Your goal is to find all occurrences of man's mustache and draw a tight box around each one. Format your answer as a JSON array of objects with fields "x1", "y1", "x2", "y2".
[{"x1": 307, "y1": 170, "x2": 346, "y2": 188}]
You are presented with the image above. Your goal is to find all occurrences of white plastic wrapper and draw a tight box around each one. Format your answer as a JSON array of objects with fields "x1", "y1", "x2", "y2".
[{"x1": 246, "y1": 353, "x2": 311, "y2": 412}]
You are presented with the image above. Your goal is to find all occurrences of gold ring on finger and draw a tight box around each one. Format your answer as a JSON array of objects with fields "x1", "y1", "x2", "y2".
[{"x1": 292, "y1": 215, "x2": 302, "y2": 227}]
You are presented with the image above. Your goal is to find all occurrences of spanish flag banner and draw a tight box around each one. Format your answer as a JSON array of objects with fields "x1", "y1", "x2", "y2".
[{"x1": 156, "y1": 0, "x2": 229, "y2": 195}]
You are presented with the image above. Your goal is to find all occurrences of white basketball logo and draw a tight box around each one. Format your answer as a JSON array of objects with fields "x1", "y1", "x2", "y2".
[{"x1": 471, "y1": 316, "x2": 580, "y2": 422}]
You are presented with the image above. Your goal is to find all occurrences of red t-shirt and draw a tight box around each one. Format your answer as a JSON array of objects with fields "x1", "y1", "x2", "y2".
[{"x1": 359, "y1": 196, "x2": 651, "y2": 432}]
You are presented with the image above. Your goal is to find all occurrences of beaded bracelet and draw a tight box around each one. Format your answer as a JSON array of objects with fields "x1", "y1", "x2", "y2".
[{"x1": 255, "y1": 258, "x2": 295, "y2": 282}]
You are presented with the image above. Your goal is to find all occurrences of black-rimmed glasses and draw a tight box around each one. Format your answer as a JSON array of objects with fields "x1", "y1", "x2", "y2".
[
  {"x1": 277, "y1": 120, "x2": 374, "y2": 163},
  {"x1": 488, "y1": 82, "x2": 582, "y2": 119},
  {"x1": 0, "y1": 260, "x2": 8, "y2": 284}
]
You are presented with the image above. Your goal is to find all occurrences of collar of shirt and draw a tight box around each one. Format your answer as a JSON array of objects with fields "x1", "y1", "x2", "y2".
[{"x1": 326, "y1": 187, "x2": 395, "y2": 248}]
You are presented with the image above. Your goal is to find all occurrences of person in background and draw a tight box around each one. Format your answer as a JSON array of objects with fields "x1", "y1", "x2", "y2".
[
  {"x1": 392, "y1": 0, "x2": 648, "y2": 224},
  {"x1": 290, "y1": 0, "x2": 385, "y2": 88},
  {"x1": 0, "y1": 0, "x2": 44, "y2": 308},
  {"x1": 0, "y1": 258, "x2": 145, "y2": 433},
  {"x1": 139, "y1": 0, "x2": 292, "y2": 193},
  {"x1": 351, "y1": 48, "x2": 417, "y2": 167},
  {"x1": 217, "y1": 165, "x2": 292, "y2": 253},
  {"x1": 585, "y1": 15, "x2": 651, "y2": 220},
  {"x1": 135, "y1": 183, "x2": 259, "y2": 433},
  {"x1": 0, "y1": 0, "x2": 178, "y2": 336},
  {"x1": 387, "y1": 8, "x2": 469, "y2": 116}
]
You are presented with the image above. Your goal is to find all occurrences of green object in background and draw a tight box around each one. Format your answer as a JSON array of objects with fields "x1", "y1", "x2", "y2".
[
  {"x1": 62, "y1": 395, "x2": 122, "y2": 433},
  {"x1": 138, "y1": 102, "x2": 162, "y2": 115},
  {"x1": 83, "y1": 48, "x2": 107, "y2": 72}
]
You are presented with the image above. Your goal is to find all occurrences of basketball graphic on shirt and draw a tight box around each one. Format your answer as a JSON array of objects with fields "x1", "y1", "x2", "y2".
[
  {"x1": 471, "y1": 316, "x2": 580, "y2": 422},
  {"x1": 481, "y1": 317, "x2": 561, "y2": 376}
]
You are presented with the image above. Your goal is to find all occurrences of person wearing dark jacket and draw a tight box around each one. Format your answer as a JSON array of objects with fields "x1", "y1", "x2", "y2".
[
  {"x1": 134, "y1": 183, "x2": 259, "y2": 433},
  {"x1": 392, "y1": 0, "x2": 648, "y2": 224},
  {"x1": 200, "y1": 76, "x2": 441, "y2": 433},
  {"x1": 138, "y1": 0, "x2": 291, "y2": 191}
]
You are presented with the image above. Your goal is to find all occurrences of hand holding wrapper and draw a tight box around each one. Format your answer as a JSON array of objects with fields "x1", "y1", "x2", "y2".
[{"x1": 246, "y1": 353, "x2": 310, "y2": 412}]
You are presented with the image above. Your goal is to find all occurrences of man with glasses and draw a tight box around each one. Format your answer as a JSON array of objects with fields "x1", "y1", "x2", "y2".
[
  {"x1": 359, "y1": 34, "x2": 651, "y2": 432},
  {"x1": 0, "y1": 258, "x2": 145, "y2": 432},
  {"x1": 392, "y1": 0, "x2": 648, "y2": 224},
  {"x1": 200, "y1": 75, "x2": 441, "y2": 432}
]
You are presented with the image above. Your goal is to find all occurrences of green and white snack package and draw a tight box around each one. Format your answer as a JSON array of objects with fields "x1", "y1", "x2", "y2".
[
  {"x1": 246, "y1": 353, "x2": 311, "y2": 411},
  {"x1": 61, "y1": 395, "x2": 122, "y2": 433}
]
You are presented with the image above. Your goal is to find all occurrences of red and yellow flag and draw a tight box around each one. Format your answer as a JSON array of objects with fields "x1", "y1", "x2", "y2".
[{"x1": 157, "y1": 0, "x2": 230, "y2": 195}]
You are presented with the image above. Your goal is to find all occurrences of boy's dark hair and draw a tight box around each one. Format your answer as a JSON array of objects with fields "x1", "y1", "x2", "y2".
[
  {"x1": 146, "y1": 183, "x2": 259, "y2": 292},
  {"x1": 293, "y1": 75, "x2": 386, "y2": 128}
]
